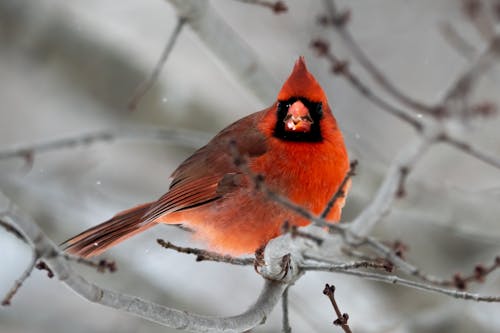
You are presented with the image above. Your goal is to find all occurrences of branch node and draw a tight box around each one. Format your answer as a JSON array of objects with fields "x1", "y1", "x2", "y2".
[{"x1": 35, "y1": 261, "x2": 54, "y2": 278}]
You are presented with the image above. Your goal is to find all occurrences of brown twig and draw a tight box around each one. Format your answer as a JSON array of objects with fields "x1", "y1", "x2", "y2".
[
  {"x1": 63, "y1": 255, "x2": 117, "y2": 273},
  {"x1": 156, "y1": 239, "x2": 253, "y2": 265},
  {"x1": 310, "y1": 38, "x2": 423, "y2": 130},
  {"x1": 128, "y1": 17, "x2": 186, "y2": 111},
  {"x1": 323, "y1": 284, "x2": 352, "y2": 333},
  {"x1": 321, "y1": 160, "x2": 358, "y2": 218},
  {"x1": 395, "y1": 167, "x2": 410, "y2": 198},
  {"x1": 320, "y1": 0, "x2": 438, "y2": 116},
  {"x1": 231, "y1": 0, "x2": 287, "y2": 14},
  {"x1": 438, "y1": 256, "x2": 500, "y2": 290},
  {"x1": 339, "y1": 247, "x2": 395, "y2": 272}
]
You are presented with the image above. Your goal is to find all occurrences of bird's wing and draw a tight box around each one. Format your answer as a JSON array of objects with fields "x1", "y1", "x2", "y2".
[{"x1": 141, "y1": 111, "x2": 268, "y2": 222}]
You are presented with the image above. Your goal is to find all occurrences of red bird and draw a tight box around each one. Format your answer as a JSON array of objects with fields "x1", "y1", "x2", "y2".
[{"x1": 63, "y1": 57, "x2": 350, "y2": 258}]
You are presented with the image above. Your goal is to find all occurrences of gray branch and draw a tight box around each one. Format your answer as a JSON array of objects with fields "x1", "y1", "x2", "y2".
[
  {"x1": 165, "y1": 0, "x2": 278, "y2": 103},
  {"x1": 0, "y1": 190, "x2": 289, "y2": 333}
]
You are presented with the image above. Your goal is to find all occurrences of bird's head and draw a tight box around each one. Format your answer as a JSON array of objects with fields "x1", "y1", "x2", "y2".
[{"x1": 263, "y1": 57, "x2": 335, "y2": 142}]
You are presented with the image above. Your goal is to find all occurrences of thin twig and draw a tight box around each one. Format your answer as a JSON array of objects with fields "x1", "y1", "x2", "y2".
[
  {"x1": 440, "y1": 134, "x2": 500, "y2": 170},
  {"x1": 2, "y1": 255, "x2": 38, "y2": 306},
  {"x1": 282, "y1": 221, "x2": 324, "y2": 246},
  {"x1": 432, "y1": 256, "x2": 500, "y2": 290},
  {"x1": 157, "y1": 239, "x2": 254, "y2": 266},
  {"x1": 310, "y1": 39, "x2": 423, "y2": 130},
  {"x1": 306, "y1": 264, "x2": 500, "y2": 302},
  {"x1": 322, "y1": 0, "x2": 438, "y2": 116},
  {"x1": 128, "y1": 17, "x2": 186, "y2": 111},
  {"x1": 231, "y1": 0, "x2": 287, "y2": 14},
  {"x1": 443, "y1": 37, "x2": 500, "y2": 105},
  {"x1": 439, "y1": 22, "x2": 477, "y2": 60},
  {"x1": 0, "y1": 126, "x2": 211, "y2": 162},
  {"x1": 349, "y1": 133, "x2": 434, "y2": 237},
  {"x1": 323, "y1": 284, "x2": 352, "y2": 333},
  {"x1": 303, "y1": 259, "x2": 392, "y2": 273},
  {"x1": 462, "y1": 0, "x2": 496, "y2": 41},
  {"x1": 166, "y1": 0, "x2": 279, "y2": 102},
  {"x1": 282, "y1": 287, "x2": 292, "y2": 333},
  {"x1": 320, "y1": 160, "x2": 357, "y2": 218},
  {"x1": 0, "y1": 218, "x2": 26, "y2": 242},
  {"x1": 63, "y1": 255, "x2": 117, "y2": 273},
  {"x1": 1, "y1": 190, "x2": 289, "y2": 332}
]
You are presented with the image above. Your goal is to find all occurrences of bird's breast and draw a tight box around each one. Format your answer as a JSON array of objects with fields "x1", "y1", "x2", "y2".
[{"x1": 249, "y1": 136, "x2": 349, "y2": 219}]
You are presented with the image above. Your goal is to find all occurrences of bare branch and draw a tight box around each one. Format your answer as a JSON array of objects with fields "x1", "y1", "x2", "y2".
[
  {"x1": 310, "y1": 38, "x2": 423, "y2": 130},
  {"x1": 231, "y1": 0, "x2": 288, "y2": 14},
  {"x1": 2, "y1": 255, "x2": 38, "y2": 306},
  {"x1": 349, "y1": 133, "x2": 434, "y2": 237},
  {"x1": 305, "y1": 264, "x2": 500, "y2": 302},
  {"x1": 320, "y1": 160, "x2": 358, "y2": 218},
  {"x1": 440, "y1": 134, "x2": 500, "y2": 170},
  {"x1": 64, "y1": 255, "x2": 117, "y2": 273},
  {"x1": 0, "y1": 190, "x2": 289, "y2": 332},
  {"x1": 281, "y1": 287, "x2": 292, "y2": 333},
  {"x1": 0, "y1": 126, "x2": 211, "y2": 162},
  {"x1": 156, "y1": 239, "x2": 253, "y2": 266},
  {"x1": 439, "y1": 22, "x2": 477, "y2": 60},
  {"x1": 321, "y1": 0, "x2": 438, "y2": 116},
  {"x1": 303, "y1": 259, "x2": 391, "y2": 272},
  {"x1": 128, "y1": 17, "x2": 186, "y2": 111},
  {"x1": 443, "y1": 37, "x2": 500, "y2": 105},
  {"x1": 323, "y1": 284, "x2": 352, "y2": 333},
  {"x1": 165, "y1": 0, "x2": 279, "y2": 103},
  {"x1": 462, "y1": 0, "x2": 496, "y2": 41},
  {"x1": 0, "y1": 218, "x2": 26, "y2": 242}
]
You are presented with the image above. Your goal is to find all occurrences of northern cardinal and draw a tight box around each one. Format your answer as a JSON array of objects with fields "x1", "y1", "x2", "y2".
[{"x1": 63, "y1": 57, "x2": 350, "y2": 258}]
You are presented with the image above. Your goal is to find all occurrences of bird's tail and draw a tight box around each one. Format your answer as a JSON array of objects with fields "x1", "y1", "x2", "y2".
[{"x1": 62, "y1": 203, "x2": 155, "y2": 258}]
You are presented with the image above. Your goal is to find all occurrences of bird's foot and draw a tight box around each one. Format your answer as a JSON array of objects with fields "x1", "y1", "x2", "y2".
[{"x1": 254, "y1": 244, "x2": 293, "y2": 281}]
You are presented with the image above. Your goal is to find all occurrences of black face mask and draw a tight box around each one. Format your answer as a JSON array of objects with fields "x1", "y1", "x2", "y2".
[{"x1": 273, "y1": 98, "x2": 323, "y2": 142}]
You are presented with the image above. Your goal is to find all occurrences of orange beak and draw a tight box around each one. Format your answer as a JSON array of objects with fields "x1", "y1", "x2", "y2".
[{"x1": 283, "y1": 100, "x2": 313, "y2": 133}]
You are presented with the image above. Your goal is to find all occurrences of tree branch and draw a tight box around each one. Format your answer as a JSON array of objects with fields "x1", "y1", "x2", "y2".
[
  {"x1": 0, "y1": 190, "x2": 289, "y2": 333},
  {"x1": 165, "y1": 0, "x2": 278, "y2": 103},
  {"x1": 310, "y1": 38, "x2": 423, "y2": 130},
  {"x1": 128, "y1": 17, "x2": 186, "y2": 111},
  {"x1": 348, "y1": 133, "x2": 435, "y2": 237},
  {"x1": 303, "y1": 263, "x2": 500, "y2": 302},
  {"x1": 322, "y1": 0, "x2": 438, "y2": 115},
  {"x1": 0, "y1": 126, "x2": 211, "y2": 162},
  {"x1": 156, "y1": 239, "x2": 253, "y2": 266}
]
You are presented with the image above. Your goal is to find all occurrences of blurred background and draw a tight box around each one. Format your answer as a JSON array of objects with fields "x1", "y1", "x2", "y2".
[{"x1": 0, "y1": 0, "x2": 499, "y2": 332}]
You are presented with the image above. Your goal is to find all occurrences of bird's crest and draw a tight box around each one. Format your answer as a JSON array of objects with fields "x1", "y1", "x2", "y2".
[{"x1": 277, "y1": 57, "x2": 327, "y2": 103}]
